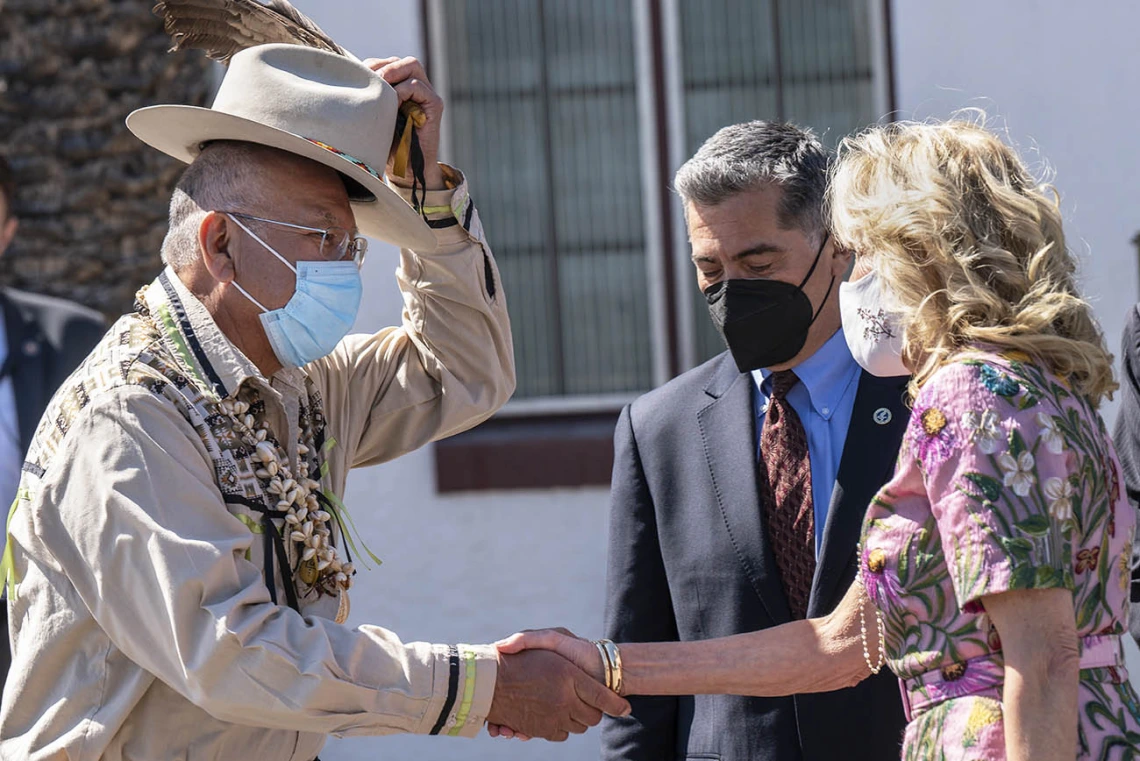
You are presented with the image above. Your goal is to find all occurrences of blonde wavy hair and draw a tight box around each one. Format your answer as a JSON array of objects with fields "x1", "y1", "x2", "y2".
[{"x1": 827, "y1": 117, "x2": 1116, "y2": 406}]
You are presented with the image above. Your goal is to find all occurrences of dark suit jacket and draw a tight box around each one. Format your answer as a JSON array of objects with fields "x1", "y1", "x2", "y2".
[
  {"x1": 601, "y1": 350, "x2": 909, "y2": 761},
  {"x1": 0, "y1": 286, "x2": 104, "y2": 687},
  {"x1": 1111, "y1": 304, "x2": 1140, "y2": 644},
  {"x1": 0, "y1": 288, "x2": 105, "y2": 453}
]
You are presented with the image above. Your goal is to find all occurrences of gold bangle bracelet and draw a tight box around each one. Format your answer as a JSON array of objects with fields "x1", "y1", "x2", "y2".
[
  {"x1": 593, "y1": 640, "x2": 613, "y2": 690},
  {"x1": 600, "y1": 639, "x2": 623, "y2": 695}
]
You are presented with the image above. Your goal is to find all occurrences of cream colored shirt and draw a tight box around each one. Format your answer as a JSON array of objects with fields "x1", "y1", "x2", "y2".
[{"x1": 0, "y1": 175, "x2": 515, "y2": 760}]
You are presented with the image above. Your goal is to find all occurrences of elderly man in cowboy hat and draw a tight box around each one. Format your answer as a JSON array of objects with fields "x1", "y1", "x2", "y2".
[{"x1": 0, "y1": 44, "x2": 629, "y2": 760}]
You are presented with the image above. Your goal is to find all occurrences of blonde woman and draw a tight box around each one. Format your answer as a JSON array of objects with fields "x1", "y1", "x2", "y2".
[{"x1": 499, "y1": 120, "x2": 1140, "y2": 760}]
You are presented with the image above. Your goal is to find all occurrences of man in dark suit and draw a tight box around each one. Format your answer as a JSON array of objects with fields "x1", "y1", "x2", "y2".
[
  {"x1": 0, "y1": 155, "x2": 105, "y2": 686},
  {"x1": 601, "y1": 122, "x2": 908, "y2": 761},
  {"x1": 1111, "y1": 304, "x2": 1140, "y2": 644}
]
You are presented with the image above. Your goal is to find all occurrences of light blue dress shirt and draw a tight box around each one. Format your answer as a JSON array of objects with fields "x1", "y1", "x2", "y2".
[
  {"x1": 752, "y1": 327, "x2": 861, "y2": 556},
  {"x1": 0, "y1": 309, "x2": 20, "y2": 511}
]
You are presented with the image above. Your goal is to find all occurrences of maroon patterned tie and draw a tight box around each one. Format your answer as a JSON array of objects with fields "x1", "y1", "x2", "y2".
[{"x1": 759, "y1": 370, "x2": 815, "y2": 619}]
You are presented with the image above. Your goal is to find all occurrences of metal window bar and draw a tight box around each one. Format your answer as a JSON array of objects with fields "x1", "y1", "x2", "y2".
[
  {"x1": 436, "y1": 0, "x2": 653, "y2": 400},
  {"x1": 675, "y1": 0, "x2": 883, "y2": 366}
]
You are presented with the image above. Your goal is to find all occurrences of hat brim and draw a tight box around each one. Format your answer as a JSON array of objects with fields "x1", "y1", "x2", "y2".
[{"x1": 127, "y1": 105, "x2": 436, "y2": 251}]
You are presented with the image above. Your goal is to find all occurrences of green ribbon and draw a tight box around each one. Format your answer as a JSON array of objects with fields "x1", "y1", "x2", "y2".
[
  {"x1": 322, "y1": 488, "x2": 383, "y2": 570},
  {"x1": 318, "y1": 437, "x2": 382, "y2": 570},
  {"x1": 2, "y1": 488, "x2": 31, "y2": 599}
]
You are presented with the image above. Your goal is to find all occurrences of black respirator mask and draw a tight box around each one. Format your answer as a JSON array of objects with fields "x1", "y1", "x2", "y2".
[{"x1": 704, "y1": 233, "x2": 834, "y2": 373}]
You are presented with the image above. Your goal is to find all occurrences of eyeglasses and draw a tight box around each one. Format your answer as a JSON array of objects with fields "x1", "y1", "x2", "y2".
[{"x1": 225, "y1": 212, "x2": 368, "y2": 267}]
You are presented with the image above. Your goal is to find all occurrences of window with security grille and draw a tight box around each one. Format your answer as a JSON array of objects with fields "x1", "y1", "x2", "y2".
[
  {"x1": 428, "y1": 0, "x2": 889, "y2": 406},
  {"x1": 680, "y1": 0, "x2": 885, "y2": 363}
]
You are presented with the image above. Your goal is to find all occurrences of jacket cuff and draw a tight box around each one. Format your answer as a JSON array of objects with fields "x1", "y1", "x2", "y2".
[
  {"x1": 416, "y1": 643, "x2": 498, "y2": 737},
  {"x1": 389, "y1": 164, "x2": 487, "y2": 253}
]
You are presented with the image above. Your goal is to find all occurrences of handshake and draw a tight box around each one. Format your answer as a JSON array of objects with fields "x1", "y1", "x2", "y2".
[{"x1": 486, "y1": 628, "x2": 626, "y2": 742}]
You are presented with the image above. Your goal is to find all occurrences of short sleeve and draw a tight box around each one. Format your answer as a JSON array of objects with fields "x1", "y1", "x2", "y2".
[{"x1": 910, "y1": 359, "x2": 1078, "y2": 614}]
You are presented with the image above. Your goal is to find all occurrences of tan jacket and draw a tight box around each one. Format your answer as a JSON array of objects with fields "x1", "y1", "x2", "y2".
[{"x1": 0, "y1": 174, "x2": 514, "y2": 760}]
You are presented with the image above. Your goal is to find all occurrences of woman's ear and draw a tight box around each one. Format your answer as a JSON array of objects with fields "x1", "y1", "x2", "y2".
[{"x1": 199, "y1": 211, "x2": 236, "y2": 284}]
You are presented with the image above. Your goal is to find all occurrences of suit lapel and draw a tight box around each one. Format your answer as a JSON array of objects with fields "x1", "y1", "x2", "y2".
[
  {"x1": 2, "y1": 291, "x2": 49, "y2": 454},
  {"x1": 808, "y1": 372, "x2": 910, "y2": 617},
  {"x1": 698, "y1": 355, "x2": 792, "y2": 625}
]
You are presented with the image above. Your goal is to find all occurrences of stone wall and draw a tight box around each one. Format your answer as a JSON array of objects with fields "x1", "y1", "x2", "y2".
[{"x1": 0, "y1": 0, "x2": 214, "y2": 317}]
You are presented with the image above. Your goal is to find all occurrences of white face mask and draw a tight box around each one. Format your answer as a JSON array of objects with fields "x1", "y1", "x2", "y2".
[{"x1": 838, "y1": 269, "x2": 910, "y2": 377}]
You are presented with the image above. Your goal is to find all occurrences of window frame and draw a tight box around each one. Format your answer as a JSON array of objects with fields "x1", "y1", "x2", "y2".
[
  {"x1": 423, "y1": 0, "x2": 895, "y2": 491},
  {"x1": 425, "y1": 0, "x2": 678, "y2": 414}
]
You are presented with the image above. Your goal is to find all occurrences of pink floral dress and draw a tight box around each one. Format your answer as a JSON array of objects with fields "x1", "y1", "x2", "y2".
[{"x1": 860, "y1": 349, "x2": 1140, "y2": 759}]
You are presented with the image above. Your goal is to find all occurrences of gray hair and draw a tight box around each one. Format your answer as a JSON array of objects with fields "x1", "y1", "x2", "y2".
[
  {"x1": 674, "y1": 121, "x2": 829, "y2": 239},
  {"x1": 160, "y1": 141, "x2": 275, "y2": 270}
]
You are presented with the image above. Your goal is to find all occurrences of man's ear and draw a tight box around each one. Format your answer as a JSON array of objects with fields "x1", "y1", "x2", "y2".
[
  {"x1": 0, "y1": 217, "x2": 18, "y2": 257},
  {"x1": 829, "y1": 239, "x2": 854, "y2": 278},
  {"x1": 199, "y1": 211, "x2": 236, "y2": 284}
]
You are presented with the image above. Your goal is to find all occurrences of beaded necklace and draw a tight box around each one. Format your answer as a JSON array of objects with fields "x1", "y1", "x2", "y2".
[
  {"x1": 226, "y1": 394, "x2": 353, "y2": 593},
  {"x1": 134, "y1": 289, "x2": 354, "y2": 605}
]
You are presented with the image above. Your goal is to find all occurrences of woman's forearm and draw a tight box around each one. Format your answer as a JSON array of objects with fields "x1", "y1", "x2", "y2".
[{"x1": 619, "y1": 596, "x2": 871, "y2": 697}]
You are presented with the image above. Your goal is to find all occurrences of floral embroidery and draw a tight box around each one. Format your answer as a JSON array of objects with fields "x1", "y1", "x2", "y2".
[
  {"x1": 961, "y1": 409, "x2": 1002, "y2": 454},
  {"x1": 962, "y1": 699, "x2": 1003, "y2": 747},
  {"x1": 1037, "y1": 412, "x2": 1065, "y2": 455},
  {"x1": 1044, "y1": 476, "x2": 1075, "y2": 521},
  {"x1": 857, "y1": 306, "x2": 896, "y2": 340},
  {"x1": 940, "y1": 662, "x2": 967, "y2": 681},
  {"x1": 979, "y1": 363, "x2": 1020, "y2": 397},
  {"x1": 921, "y1": 407, "x2": 948, "y2": 436},
  {"x1": 1103, "y1": 451, "x2": 1122, "y2": 504},
  {"x1": 910, "y1": 404, "x2": 957, "y2": 472},
  {"x1": 862, "y1": 544, "x2": 905, "y2": 610},
  {"x1": 1076, "y1": 548, "x2": 1101, "y2": 574},
  {"x1": 998, "y1": 450, "x2": 1036, "y2": 497},
  {"x1": 860, "y1": 350, "x2": 1138, "y2": 759}
]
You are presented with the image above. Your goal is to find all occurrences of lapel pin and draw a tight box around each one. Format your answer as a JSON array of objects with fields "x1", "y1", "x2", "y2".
[
  {"x1": 873, "y1": 407, "x2": 892, "y2": 425},
  {"x1": 23, "y1": 340, "x2": 40, "y2": 357}
]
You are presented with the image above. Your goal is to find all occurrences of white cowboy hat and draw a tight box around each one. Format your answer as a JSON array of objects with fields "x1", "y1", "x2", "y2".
[{"x1": 126, "y1": 43, "x2": 435, "y2": 251}]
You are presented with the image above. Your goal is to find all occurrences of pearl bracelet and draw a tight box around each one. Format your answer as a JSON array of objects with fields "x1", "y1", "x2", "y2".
[{"x1": 856, "y1": 551, "x2": 887, "y2": 674}]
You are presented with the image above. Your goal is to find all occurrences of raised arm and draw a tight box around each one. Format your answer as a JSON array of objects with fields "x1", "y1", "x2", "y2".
[
  {"x1": 306, "y1": 173, "x2": 514, "y2": 469},
  {"x1": 305, "y1": 55, "x2": 515, "y2": 469}
]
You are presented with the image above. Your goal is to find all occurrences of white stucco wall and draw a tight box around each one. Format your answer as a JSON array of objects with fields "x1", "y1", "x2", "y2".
[
  {"x1": 302, "y1": 4, "x2": 611, "y2": 760},
  {"x1": 890, "y1": 0, "x2": 1140, "y2": 424}
]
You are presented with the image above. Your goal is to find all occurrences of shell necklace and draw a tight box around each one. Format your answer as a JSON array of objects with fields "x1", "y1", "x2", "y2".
[
  {"x1": 133, "y1": 286, "x2": 354, "y2": 596},
  {"x1": 223, "y1": 395, "x2": 354, "y2": 593}
]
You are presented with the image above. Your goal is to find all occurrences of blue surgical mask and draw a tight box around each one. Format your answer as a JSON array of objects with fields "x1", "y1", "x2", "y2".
[{"x1": 227, "y1": 214, "x2": 363, "y2": 369}]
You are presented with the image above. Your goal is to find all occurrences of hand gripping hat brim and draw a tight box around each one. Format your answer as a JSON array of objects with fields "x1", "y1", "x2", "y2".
[{"x1": 126, "y1": 44, "x2": 436, "y2": 251}]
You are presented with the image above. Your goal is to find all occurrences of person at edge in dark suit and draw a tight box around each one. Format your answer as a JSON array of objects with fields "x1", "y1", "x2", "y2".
[
  {"x1": 1111, "y1": 305, "x2": 1140, "y2": 644},
  {"x1": 604, "y1": 121, "x2": 908, "y2": 760},
  {"x1": 0, "y1": 155, "x2": 106, "y2": 687}
]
